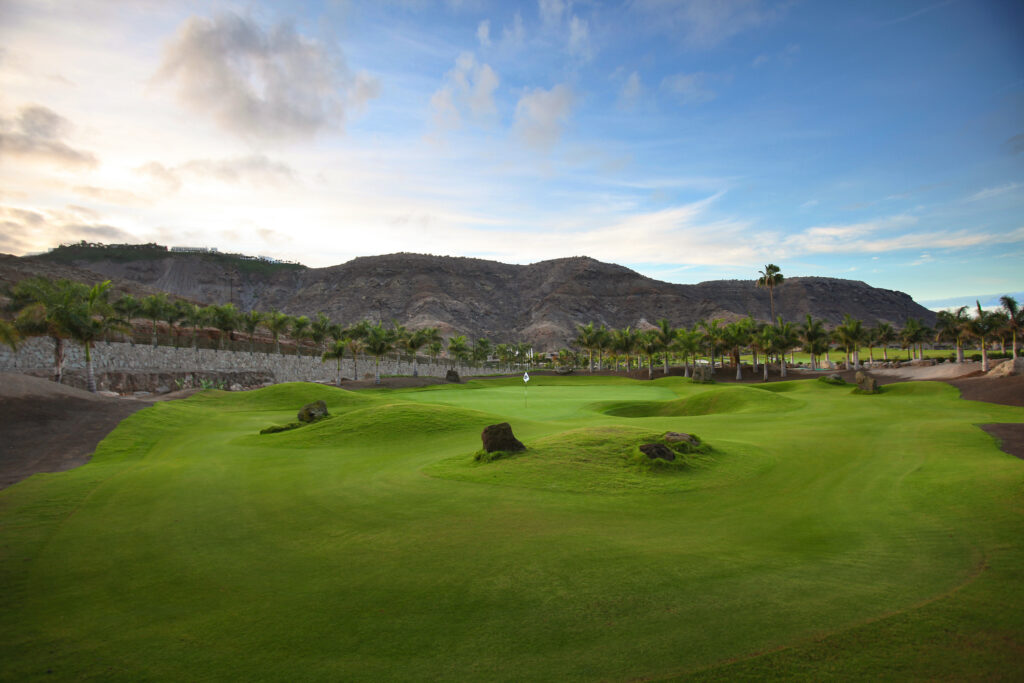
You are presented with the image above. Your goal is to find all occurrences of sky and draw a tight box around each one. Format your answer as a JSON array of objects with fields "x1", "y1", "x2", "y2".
[{"x1": 0, "y1": 0, "x2": 1022, "y2": 305}]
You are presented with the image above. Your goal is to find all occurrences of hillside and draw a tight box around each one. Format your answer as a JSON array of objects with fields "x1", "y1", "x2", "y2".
[{"x1": 15, "y1": 246, "x2": 936, "y2": 350}]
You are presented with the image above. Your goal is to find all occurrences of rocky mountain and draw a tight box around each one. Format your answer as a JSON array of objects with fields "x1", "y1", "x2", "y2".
[{"x1": 14, "y1": 246, "x2": 936, "y2": 350}]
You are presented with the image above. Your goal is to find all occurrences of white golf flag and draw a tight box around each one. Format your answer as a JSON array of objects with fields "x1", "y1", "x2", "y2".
[{"x1": 523, "y1": 372, "x2": 530, "y2": 383}]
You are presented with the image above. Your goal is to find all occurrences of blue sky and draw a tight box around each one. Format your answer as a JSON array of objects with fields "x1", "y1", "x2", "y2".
[{"x1": 1, "y1": 0, "x2": 1021, "y2": 305}]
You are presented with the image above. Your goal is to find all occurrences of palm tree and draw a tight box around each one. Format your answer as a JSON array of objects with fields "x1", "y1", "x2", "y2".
[
  {"x1": 10, "y1": 277, "x2": 85, "y2": 383},
  {"x1": 240, "y1": 310, "x2": 264, "y2": 353},
  {"x1": 447, "y1": 335, "x2": 469, "y2": 370},
  {"x1": 611, "y1": 327, "x2": 639, "y2": 371},
  {"x1": 310, "y1": 312, "x2": 333, "y2": 356},
  {"x1": 344, "y1": 335, "x2": 364, "y2": 381},
  {"x1": 65, "y1": 281, "x2": 128, "y2": 392},
  {"x1": 264, "y1": 311, "x2": 292, "y2": 355},
  {"x1": 209, "y1": 303, "x2": 240, "y2": 351},
  {"x1": 181, "y1": 303, "x2": 207, "y2": 351},
  {"x1": 403, "y1": 329, "x2": 429, "y2": 377},
  {"x1": 873, "y1": 322, "x2": 896, "y2": 362},
  {"x1": 900, "y1": 318, "x2": 926, "y2": 361},
  {"x1": 637, "y1": 331, "x2": 661, "y2": 379},
  {"x1": 834, "y1": 314, "x2": 867, "y2": 369},
  {"x1": 654, "y1": 318, "x2": 678, "y2": 375},
  {"x1": 140, "y1": 293, "x2": 169, "y2": 347},
  {"x1": 969, "y1": 301, "x2": 998, "y2": 372},
  {"x1": 722, "y1": 321, "x2": 748, "y2": 380},
  {"x1": 934, "y1": 308, "x2": 968, "y2": 363},
  {"x1": 756, "y1": 264, "x2": 784, "y2": 322},
  {"x1": 798, "y1": 314, "x2": 828, "y2": 371},
  {"x1": 163, "y1": 302, "x2": 186, "y2": 349},
  {"x1": 1000, "y1": 295, "x2": 1021, "y2": 359},
  {"x1": 698, "y1": 319, "x2": 725, "y2": 372},
  {"x1": 322, "y1": 339, "x2": 346, "y2": 385},
  {"x1": 0, "y1": 319, "x2": 18, "y2": 351},
  {"x1": 753, "y1": 326, "x2": 776, "y2": 381},
  {"x1": 363, "y1": 323, "x2": 393, "y2": 384},
  {"x1": 427, "y1": 340, "x2": 443, "y2": 368},
  {"x1": 574, "y1": 322, "x2": 600, "y2": 372},
  {"x1": 472, "y1": 338, "x2": 492, "y2": 366},
  {"x1": 113, "y1": 294, "x2": 142, "y2": 345},
  {"x1": 772, "y1": 318, "x2": 799, "y2": 378},
  {"x1": 290, "y1": 315, "x2": 311, "y2": 357}
]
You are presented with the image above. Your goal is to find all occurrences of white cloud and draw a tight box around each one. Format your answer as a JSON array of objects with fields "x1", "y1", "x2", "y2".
[
  {"x1": 620, "y1": 71, "x2": 643, "y2": 102},
  {"x1": 539, "y1": 0, "x2": 566, "y2": 27},
  {"x1": 477, "y1": 19, "x2": 491, "y2": 47},
  {"x1": 966, "y1": 182, "x2": 1021, "y2": 202},
  {"x1": 661, "y1": 72, "x2": 716, "y2": 104},
  {"x1": 502, "y1": 12, "x2": 525, "y2": 47},
  {"x1": 514, "y1": 84, "x2": 574, "y2": 150},
  {"x1": 0, "y1": 105, "x2": 98, "y2": 168},
  {"x1": 430, "y1": 52, "x2": 499, "y2": 130},
  {"x1": 633, "y1": 0, "x2": 779, "y2": 49},
  {"x1": 154, "y1": 12, "x2": 378, "y2": 139},
  {"x1": 567, "y1": 15, "x2": 592, "y2": 60}
]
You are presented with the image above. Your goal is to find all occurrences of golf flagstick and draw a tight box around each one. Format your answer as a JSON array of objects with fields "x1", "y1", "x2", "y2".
[{"x1": 523, "y1": 371, "x2": 529, "y2": 408}]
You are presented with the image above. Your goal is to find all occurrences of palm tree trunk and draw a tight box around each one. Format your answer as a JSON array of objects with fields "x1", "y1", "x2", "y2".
[
  {"x1": 763, "y1": 358, "x2": 769, "y2": 381},
  {"x1": 853, "y1": 349, "x2": 860, "y2": 370},
  {"x1": 981, "y1": 339, "x2": 989, "y2": 372},
  {"x1": 780, "y1": 355, "x2": 787, "y2": 378},
  {"x1": 735, "y1": 360, "x2": 742, "y2": 380},
  {"x1": 413, "y1": 356, "x2": 419, "y2": 377},
  {"x1": 374, "y1": 356, "x2": 381, "y2": 385},
  {"x1": 956, "y1": 339, "x2": 963, "y2": 363},
  {"x1": 352, "y1": 355, "x2": 358, "y2": 381},
  {"x1": 85, "y1": 343, "x2": 96, "y2": 393},
  {"x1": 883, "y1": 347, "x2": 888, "y2": 361},
  {"x1": 53, "y1": 337, "x2": 64, "y2": 384}
]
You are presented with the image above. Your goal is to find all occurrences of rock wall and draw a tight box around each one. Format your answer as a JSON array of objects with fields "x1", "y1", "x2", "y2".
[{"x1": 0, "y1": 337, "x2": 495, "y2": 392}]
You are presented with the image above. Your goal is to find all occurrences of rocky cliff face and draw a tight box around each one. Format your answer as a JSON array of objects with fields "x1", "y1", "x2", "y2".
[{"x1": 18, "y1": 250, "x2": 936, "y2": 350}]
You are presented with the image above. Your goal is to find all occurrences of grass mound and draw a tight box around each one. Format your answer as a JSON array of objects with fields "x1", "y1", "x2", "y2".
[
  {"x1": 245, "y1": 401, "x2": 499, "y2": 449},
  {"x1": 602, "y1": 385, "x2": 800, "y2": 417},
  {"x1": 198, "y1": 382, "x2": 374, "y2": 412},
  {"x1": 428, "y1": 425, "x2": 736, "y2": 494}
]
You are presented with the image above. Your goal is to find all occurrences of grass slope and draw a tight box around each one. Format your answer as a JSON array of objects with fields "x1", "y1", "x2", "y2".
[{"x1": 1, "y1": 376, "x2": 1022, "y2": 680}]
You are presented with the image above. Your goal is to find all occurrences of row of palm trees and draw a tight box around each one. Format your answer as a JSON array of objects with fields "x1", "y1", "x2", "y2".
[
  {"x1": 572, "y1": 297, "x2": 1021, "y2": 380},
  {"x1": 2, "y1": 277, "x2": 539, "y2": 388}
]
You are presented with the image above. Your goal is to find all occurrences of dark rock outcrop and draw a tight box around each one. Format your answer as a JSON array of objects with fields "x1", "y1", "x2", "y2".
[
  {"x1": 481, "y1": 422, "x2": 525, "y2": 453},
  {"x1": 445, "y1": 369, "x2": 461, "y2": 383},
  {"x1": 297, "y1": 400, "x2": 328, "y2": 423},
  {"x1": 640, "y1": 443, "x2": 676, "y2": 461}
]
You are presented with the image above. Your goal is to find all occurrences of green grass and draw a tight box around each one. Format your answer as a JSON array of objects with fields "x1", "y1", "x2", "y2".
[{"x1": 1, "y1": 375, "x2": 1023, "y2": 680}]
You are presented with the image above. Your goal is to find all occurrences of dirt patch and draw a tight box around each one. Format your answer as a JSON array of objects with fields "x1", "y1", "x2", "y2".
[
  {"x1": 0, "y1": 373, "x2": 148, "y2": 490},
  {"x1": 947, "y1": 374, "x2": 1024, "y2": 408},
  {"x1": 978, "y1": 424, "x2": 1024, "y2": 460}
]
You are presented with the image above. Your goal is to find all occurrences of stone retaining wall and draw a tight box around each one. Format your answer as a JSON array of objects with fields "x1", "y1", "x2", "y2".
[{"x1": 0, "y1": 337, "x2": 496, "y2": 389}]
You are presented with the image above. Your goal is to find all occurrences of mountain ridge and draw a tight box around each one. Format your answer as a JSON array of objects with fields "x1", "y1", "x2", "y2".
[{"x1": 10, "y1": 247, "x2": 936, "y2": 350}]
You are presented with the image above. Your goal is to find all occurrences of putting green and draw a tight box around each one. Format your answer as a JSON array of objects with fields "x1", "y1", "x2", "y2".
[{"x1": 1, "y1": 375, "x2": 1022, "y2": 680}]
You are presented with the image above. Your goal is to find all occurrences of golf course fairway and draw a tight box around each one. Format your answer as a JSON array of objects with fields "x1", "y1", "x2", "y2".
[{"x1": 2, "y1": 375, "x2": 1023, "y2": 680}]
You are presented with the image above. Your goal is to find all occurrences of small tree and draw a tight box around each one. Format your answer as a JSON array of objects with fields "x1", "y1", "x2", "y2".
[
  {"x1": 363, "y1": 323, "x2": 393, "y2": 384},
  {"x1": 322, "y1": 339, "x2": 346, "y2": 385}
]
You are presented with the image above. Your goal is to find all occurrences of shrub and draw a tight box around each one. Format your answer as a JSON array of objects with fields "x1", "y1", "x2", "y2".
[
  {"x1": 260, "y1": 422, "x2": 303, "y2": 435},
  {"x1": 818, "y1": 376, "x2": 846, "y2": 386}
]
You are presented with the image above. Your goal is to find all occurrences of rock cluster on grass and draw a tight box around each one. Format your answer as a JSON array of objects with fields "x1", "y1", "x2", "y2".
[
  {"x1": 297, "y1": 400, "x2": 328, "y2": 423},
  {"x1": 481, "y1": 422, "x2": 526, "y2": 453},
  {"x1": 640, "y1": 443, "x2": 676, "y2": 461},
  {"x1": 854, "y1": 371, "x2": 879, "y2": 394},
  {"x1": 663, "y1": 432, "x2": 699, "y2": 446}
]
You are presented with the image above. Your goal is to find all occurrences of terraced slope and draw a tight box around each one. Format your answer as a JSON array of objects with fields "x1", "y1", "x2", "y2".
[{"x1": 1, "y1": 376, "x2": 1022, "y2": 680}]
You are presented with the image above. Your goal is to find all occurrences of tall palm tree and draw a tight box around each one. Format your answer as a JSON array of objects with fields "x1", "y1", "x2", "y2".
[
  {"x1": 654, "y1": 318, "x2": 678, "y2": 375},
  {"x1": 900, "y1": 318, "x2": 926, "y2": 361},
  {"x1": 722, "y1": 321, "x2": 748, "y2": 380},
  {"x1": 772, "y1": 318, "x2": 799, "y2": 378},
  {"x1": 934, "y1": 307, "x2": 968, "y2": 363},
  {"x1": 1000, "y1": 295, "x2": 1021, "y2": 359},
  {"x1": 698, "y1": 319, "x2": 725, "y2": 372},
  {"x1": 65, "y1": 281, "x2": 128, "y2": 392},
  {"x1": 181, "y1": 303, "x2": 208, "y2": 351},
  {"x1": 209, "y1": 303, "x2": 240, "y2": 351},
  {"x1": 753, "y1": 326, "x2": 776, "y2": 381},
  {"x1": 310, "y1": 312, "x2": 333, "y2": 356},
  {"x1": 672, "y1": 329, "x2": 700, "y2": 378},
  {"x1": 834, "y1": 314, "x2": 867, "y2": 369},
  {"x1": 873, "y1": 322, "x2": 896, "y2": 362},
  {"x1": 344, "y1": 335, "x2": 364, "y2": 381},
  {"x1": 290, "y1": 315, "x2": 311, "y2": 357},
  {"x1": 363, "y1": 323, "x2": 393, "y2": 384},
  {"x1": 322, "y1": 339, "x2": 346, "y2": 385},
  {"x1": 240, "y1": 310, "x2": 264, "y2": 353},
  {"x1": 472, "y1": 338, "x2": 492, "y2": 366},
  {"x1": 756, "y1": 264, "x2": 784, "y2": 322},
  {"x1": 637, "y1": 330, "x2": 661, "y2": 379},
  {"x1": 140, "y1": 293, "x2": 169, "y2": 347},
  {"x1": 427, "y1": 339, "x2": 443, "y2": 368},
  {"x1": 574, "y1": 322, "x2": 600, "y2": 373},
  {"x1": 263, "y1": 311, "x2": 291, "y2": 355},
  {"x1": 447, "y1": 335, "x2": 469, "y2": 370},
  {"x1": 611, "y1": 327, "x2": 639, "y2": 371},
  {"x1": 403, "y1": 329, "x2": 429, "y2": 377},
  {"x1": 798, "y1": 314, "x2": 827, "y2": 371},
  {"x1": 113, "y1": 294, "x2": 142, "y2": 345},
  {"x1": 969, "y1": 301, "x2": 998, "y2": 372},
  {"x1": 10, "y1": 277, "x2": 83, "y2": 383}
]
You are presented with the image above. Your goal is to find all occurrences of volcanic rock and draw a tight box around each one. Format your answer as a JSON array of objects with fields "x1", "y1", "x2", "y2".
[
  {"x1": 297, "y1": 400, "x2": 328, "y2": 423},
  {"x1": 481, "y1": 422, "x2": 525, "y2": 453},
  {"x1": 640, "y1": 443, "x2": 676, "y2": 461},
  {"x1": 445, "y1": 369, "x2": 461, "y2": 383}
]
